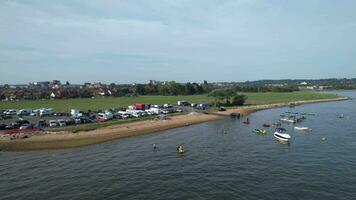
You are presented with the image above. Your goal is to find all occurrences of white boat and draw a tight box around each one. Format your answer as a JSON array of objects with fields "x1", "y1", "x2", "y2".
[
  {"x1": 280, "y1": 118, "x2": 296, "y2": 124},
  {"x1": 294, "y1": 127, "x2": 312, "y2": 131},
  {"x1": 274, "y1": 128, "x2": 291, "y2": 142}
]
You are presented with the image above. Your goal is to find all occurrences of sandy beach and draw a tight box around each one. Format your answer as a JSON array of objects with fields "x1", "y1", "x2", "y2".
[{"x1": 0, "y1": 97, "x2": 349, "y2": 151}]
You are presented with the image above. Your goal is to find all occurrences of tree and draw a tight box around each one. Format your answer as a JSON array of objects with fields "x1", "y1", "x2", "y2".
[{"x1": 232, "y1": 94, "x2": 247, "y2": 106}]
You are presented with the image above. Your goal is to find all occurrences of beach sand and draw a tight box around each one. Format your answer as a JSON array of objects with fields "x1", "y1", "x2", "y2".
[{"x1": 0, "y1": 97, "x2": 348, "y2": 151}]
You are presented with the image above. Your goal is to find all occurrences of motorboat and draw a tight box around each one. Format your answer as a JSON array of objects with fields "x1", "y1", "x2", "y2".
[
  {"x1": 294, "y1": 127, "x2": 312, "y2": 131},
  {"x1": 274, "y1": 128, "x2": 291, "y2": 142},
  {"x1": 280, "y1": 118, "x2": 296, "y2": 124}
]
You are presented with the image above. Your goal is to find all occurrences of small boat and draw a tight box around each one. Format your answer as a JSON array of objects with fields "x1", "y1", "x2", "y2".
[
  {"x1": 301, "y1": 112, "x2": 316, "y2": 116},
  {"x1": 274, "y1": 128, "x2": 291, "y2": 142},
  {"x1": 294, "y1": 127, "x2": 312, "y2": 131},
  {"x1": 262, "y1": 123, "x2": 271, "y2": 127},
  {"x1": 273, "y1": 122, "x2": 282, "y2": 127},
  {"x1": 230, "y1": 112, "x2": 241, "y2": 118},
  {"x1": 253, "y1": 129, "x2": 266, "y2": 134},
  {"x1": 337, "y1": 114, "x2": 344, "y2": 118},
  {"x1": 280, "y1": 118, "x2": 296, "y2": 124}
]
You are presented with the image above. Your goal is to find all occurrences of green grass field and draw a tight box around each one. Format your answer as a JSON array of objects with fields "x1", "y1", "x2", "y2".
[{"x1": 0, "y1": 92, "x2": 339, "y2": 112}]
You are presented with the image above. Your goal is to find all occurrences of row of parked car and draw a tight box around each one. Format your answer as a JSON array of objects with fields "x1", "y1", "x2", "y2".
[{"x1": 0, "y1": 104, "x2": 185, "y2": 131}]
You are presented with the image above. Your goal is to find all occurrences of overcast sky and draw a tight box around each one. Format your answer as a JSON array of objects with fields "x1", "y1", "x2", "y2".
[{"x1": 0, "y1": 0, "x2": 356, "y2": 84}]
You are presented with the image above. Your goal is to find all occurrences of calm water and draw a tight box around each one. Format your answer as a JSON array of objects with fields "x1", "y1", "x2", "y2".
[{"x1": 1, "y1": 91, "x2": 356, "y2": 200}]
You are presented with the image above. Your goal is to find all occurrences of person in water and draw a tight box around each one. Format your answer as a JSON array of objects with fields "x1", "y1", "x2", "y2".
[
  {"x1": 177, "y1": 144, "x2": 184, "y2": 153},
  {"x1": 153, "y1": 143, "x2": 157, "y2": 151}
]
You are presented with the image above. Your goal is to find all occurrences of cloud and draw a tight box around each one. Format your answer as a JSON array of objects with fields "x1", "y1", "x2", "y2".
[{"x1": 0, "y1": 0, "x2": 356, "y2": 84}]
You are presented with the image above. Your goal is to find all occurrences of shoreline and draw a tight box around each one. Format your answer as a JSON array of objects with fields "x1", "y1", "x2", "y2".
[{"x1": 0, "y1": 96, "x2": 349, "y2": 151}]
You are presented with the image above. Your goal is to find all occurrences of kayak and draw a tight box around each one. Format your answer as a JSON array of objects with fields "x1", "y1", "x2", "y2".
[
  {"x1": 253, "y1": 129, "x2": 266, "y2": 134},
  {"x1": 262, "y1": 123, "x2": 271, "y2": 127}
]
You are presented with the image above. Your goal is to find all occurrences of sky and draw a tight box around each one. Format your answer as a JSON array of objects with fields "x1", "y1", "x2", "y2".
[{"x1": 0, "y1": 0, "x2": 356, "y2": 84}]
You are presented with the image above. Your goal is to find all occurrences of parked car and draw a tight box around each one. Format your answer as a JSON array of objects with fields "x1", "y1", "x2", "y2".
[
  {"x1": 97, "y1": 113, "x2": 112, "y2": 121},
  {"x1": 73, "y1": 117, "x2": 82, "y2": 124},
  {"x1": 6, "y1": 122, "x2": 20, "y2": 129},
  {"x1": 57, "y1": 119, "x2": 66, "y2": 127},
  {"x1": 0, "y1": 124, "x2": 7, "y2": 130},
  {"x1": 65, "y1": 118, "x2": 76, "y2": 126},
  {"x1": 79, "y1": 116, "x2": 94, "y2": 124},
  {"x1": 19, "y1": 124, "x2": 34, "y2": 130},
  {"x1": 219, "y1": 107, "x2": 226, "y2": 111},
  {"x1": 17, "y1": 109, "x2": 32, "y2": 116},
  {"x1": 30, "y1": 109, "x2": 41, "y2": 116},
  {"x1": 161, "y1": 110, "x2": 169, "y2": 114},
  {"x1": 96, "y1": 117, "x2": 107, "y2": 122},
  {"x1": 40, "y1": 108, "x2": 55, "y2": 117},
  {"x1": 1, "y1": 115, "x2": 12, "y2": 120},
  {"x1": 38, "y1": 120, "x2": 47, "y2": 127},
  {"x1": 4, "y1": 109, "x2": 17, "y2": 115},
  {"x1": 49, "y1": 120, "x2": 58, "y2": 127},
  {"x1": 176, "y1": 108, "x2": 183, "y2": 113},
  {"x1": 16, "y1": 120, "x2": 30, "y2": 126}
]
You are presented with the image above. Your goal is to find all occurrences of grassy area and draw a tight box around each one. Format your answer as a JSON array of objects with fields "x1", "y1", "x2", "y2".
[{"x1": 0, "y1": 92, "x2": 339, "y2": 112}]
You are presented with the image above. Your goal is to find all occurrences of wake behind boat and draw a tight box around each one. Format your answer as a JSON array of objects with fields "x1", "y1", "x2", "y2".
[{"x1": 274, "y1": 128, "x2": 291, "y2": 142}]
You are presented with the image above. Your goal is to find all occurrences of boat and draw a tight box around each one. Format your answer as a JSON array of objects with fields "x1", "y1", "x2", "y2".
[
  {"x1": 253, "y1": 129, "x2": 266, "y2": 134},
  {"x1": 300, "y1": 112, "x2": 316, "y2": 116},
  {"x1": 274, "y1": 128, "x2": 291, "y2": 142},
  {"x1": 337, "y1": 114, "x2": 344, "y2": 118},
  {"x1": 262, "y1": 123, "x2": 271, "y2": 127},
  {"x1": 296, "y1": 117, "x2": 306, "y2": 123},
  {"x1": 294, "y1": 127, "x2": 312, "y2": 131},
  {"x1": 280, "y1": 118, "x2": 296, "y2": 124},
  {"x1": 230, "y1": 112, "x2": 241, "y2": 118}
]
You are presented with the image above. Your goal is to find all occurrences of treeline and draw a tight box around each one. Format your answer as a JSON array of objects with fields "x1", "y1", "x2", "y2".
[
  {"x1": 209, "y1": 89, "x2": 247, "y2": 106},
  {"x1": 234, "y1": 85, "x2": 299, "y2": 92},
  {"x1": 134, "y1": 81, "x2": 212, "y2": 95}
]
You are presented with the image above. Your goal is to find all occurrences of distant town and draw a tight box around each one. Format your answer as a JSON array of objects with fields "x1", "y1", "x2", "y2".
[{"x1": 0, "y1": 78, "x2": 355, "y2": 101}]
